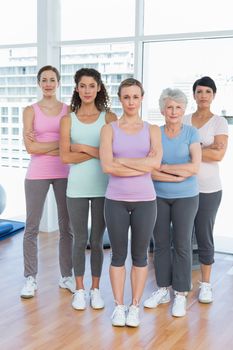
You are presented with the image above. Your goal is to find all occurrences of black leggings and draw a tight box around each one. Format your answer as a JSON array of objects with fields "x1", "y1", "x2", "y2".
[{"x1": 104, "y1": 198, "x2": 157, "y2": 267}]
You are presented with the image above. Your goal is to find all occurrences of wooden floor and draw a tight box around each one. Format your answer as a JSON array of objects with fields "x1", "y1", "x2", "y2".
[{"x1": 0, "y1": 230, "x2": 233, "y2": 350}]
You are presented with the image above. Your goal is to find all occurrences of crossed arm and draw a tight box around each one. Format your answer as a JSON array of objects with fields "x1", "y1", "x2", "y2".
[
  {"x1": 59, "y1": 111, "x2": 117, "y2": 164},
  {"x1": 152, "y1": 142, "x2": 201, "y2": 182},
  {"x1": 201, "y1": 134, "x2": 228, "y2": 162},
  {"x1": 100, "y1": 124, "x2": 163, "y2": 177},
  {"x1": 23, "y1": 106, "x2": 59, "y2": 156}
]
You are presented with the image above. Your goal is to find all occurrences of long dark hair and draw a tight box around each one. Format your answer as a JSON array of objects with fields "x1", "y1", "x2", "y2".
[{"x1": 70, "y1": 68, "x2": 111, "y2": 113}]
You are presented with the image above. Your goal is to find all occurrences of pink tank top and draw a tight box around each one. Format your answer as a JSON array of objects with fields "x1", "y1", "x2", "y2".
[{"x1": 26, "y1": 103, "x2": 69, "y2": 179}]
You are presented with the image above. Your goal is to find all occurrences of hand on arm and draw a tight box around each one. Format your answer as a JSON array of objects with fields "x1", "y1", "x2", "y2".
[
  {"x1": 71, "y1": 143, "x2": 99, "y2": 158},
  {"x1": 115, "y1": 125, "x2": 163, "y2": 173},
  {"x1": 23, "y1": 106, "x2": 59, "y2": 155},
  {"x1": 59, "y1": 115, "x2": 93, "y2": 164},
  {"x1": 201, "y1": 134, "x2": 228, "y2": 162},
  {"x1": 152, "y1": 169, "x2": 185, "y2": 182},
  {"x1": 159, "y1": 142, "x2": 201, "y2": 178},
  {"x1": 100, "y1": 124, "x2": 145, "y2": 177}
]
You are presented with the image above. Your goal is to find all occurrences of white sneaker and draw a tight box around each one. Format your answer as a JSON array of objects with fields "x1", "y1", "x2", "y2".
[
  {"x1": 72, "y1": 289, "x2": 86, "y2": 310},
  {"x1": 111, "y1": 305, "x2": 127, "y2": 327},
  {"x1": 198, "y1": 282, "x2": 213, "y2": 303},
  {"x1": 172, "y1": 292, "x2": 187, "y2": 317},
  {"x1": 59, "y1": 276, "x2": 76, "y2": 293},
  {"x1": 126, "y1": 305, "x2": 140, "y2": 327},
  {"x1": 144, "y1": 287, "x2": 170, "y2": 308},
  {"x1": 90, "y1": 288, "x2": 105, "y2": 309},
  {"x1": 20, "y1": 276, "x2": 37, "y2": 299}
]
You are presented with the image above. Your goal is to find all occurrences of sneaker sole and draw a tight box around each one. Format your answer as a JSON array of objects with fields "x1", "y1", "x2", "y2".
[
  {"x1": 126, "y1": 322, "x2": 139, "y2": 327},
  {"x1": 112, "y1": 322, "x2": 125, "y2": 327},
  {"x1": 144, "y1": 298, "x2": 171, "y2": 308},
  {"x1": 198, "y1": 298, "x2": 213, "y2": 304},
  {"x1": 91, "y1": 304, "x2": 105, "y2": 310},
  {"x1": 59, "y1": 284, "x2": 75, "y2": 293},
  {"x1": 72, "y1": 305, "x2": 86, "y2": 310},
  {"x1": 20, "y1": 294, "x2": 35, "y2": 299}
]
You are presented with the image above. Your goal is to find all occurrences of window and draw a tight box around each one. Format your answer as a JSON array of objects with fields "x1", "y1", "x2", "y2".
[
  {"x1": 0, "y1": 0, "x2": 36, "y2": 44},
  {"x1": 61, "y1": 0, "x2": 135, "y2": 40},
  {"x1": 61, "y1": 43, "x2": 134, "y2": 116},
  {"x1": 144, "y1": 0, "x2": 233, "y2": 35}
]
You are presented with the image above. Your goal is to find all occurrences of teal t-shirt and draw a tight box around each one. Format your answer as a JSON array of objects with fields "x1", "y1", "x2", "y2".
[
  {"x1": 153, "y1": 124, "x2": 200, "y2": 198},
  {"x1": 67, "y1": 111, "x2": 108, "y2": 198}
]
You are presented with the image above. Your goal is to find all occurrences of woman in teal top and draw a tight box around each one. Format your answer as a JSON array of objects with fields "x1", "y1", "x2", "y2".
[
  {"x1": 143, "y1": 88, "x2": 201, "y2": 318},
  {"x1": 60, "y1": 68, "x2": 117, "y2": 311}
]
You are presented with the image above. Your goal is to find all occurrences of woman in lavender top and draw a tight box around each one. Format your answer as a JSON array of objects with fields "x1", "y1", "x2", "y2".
[{"x1": 100, "y1": 78, "x2": 162, "y2": 327}]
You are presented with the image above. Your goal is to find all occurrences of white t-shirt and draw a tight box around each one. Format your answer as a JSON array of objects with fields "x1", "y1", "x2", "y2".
[{"x1": 183, "y1": 114, "x2": 228, "y2": 193}]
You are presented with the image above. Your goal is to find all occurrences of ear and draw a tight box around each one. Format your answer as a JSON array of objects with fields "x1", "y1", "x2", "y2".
[
  {"x1": 213, "y1": 93, "x2": 216, "y2": 100},
  {"x1": 97, "y1": 85, "x2": 101, "y2": 92},
  {"x1": 75, "y1": 86, "x2": 79, "y2": 93}
]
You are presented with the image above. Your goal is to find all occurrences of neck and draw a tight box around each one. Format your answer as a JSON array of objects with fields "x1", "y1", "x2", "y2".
[
  {"x1": 165, "y1": 123, "x2": 182, "y2": 133},
  {"x1": 41, "y1": 95, "x2": 58, "y2": 105},
  {"x1": 121, "y1": 113, "x2": 141, "y2": 124},
  {"x1": 78, "y1": 103, "x2": 99, "y2": 116},
  {"x1": 194, "y1": 107, "x2": 213, "y2": 118}
]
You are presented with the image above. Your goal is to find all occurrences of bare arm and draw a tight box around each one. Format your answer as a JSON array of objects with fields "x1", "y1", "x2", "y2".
[
  {"x1": 23, "y1": 106, "x2": 59, "y2": 155},
  {"x1": 159, "y1": 142, "x2": 201, "y2": 178},
  {"x1": 70, "y1": 111, "x2": 118, "y2": 159},
  {"x1": 117, "y1": 125, "x2": 162, "y2": 173},
  {"x1": 202, "y1": 134, "x2": 228, "y2": 162},
  {"x1": 59, "y1": 115, "x2": 93, "y2": 164},
  {"x1": 100, "y1": 124, "x2": 145, "y2": 177},
  {"x1": 152, "y1": 169, "x2": 185, "y2": 182}
]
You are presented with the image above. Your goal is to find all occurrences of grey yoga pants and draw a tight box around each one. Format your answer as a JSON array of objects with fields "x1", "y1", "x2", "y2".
[
  {"x1": 194, "y1": 191, "x2": 222, "y2": 265},
  {"x1": 104, "y1": 198, "x2": 157, "y2": 267},
  {"x1": 23, "y1": 178, "x2": 73, "y2": 278},
  {"x1": 153, "y1": 195, "x2": 199, "y2": 292},
  {"x1": 66, "y1": 197, "x2": 105, "y2": 277}
]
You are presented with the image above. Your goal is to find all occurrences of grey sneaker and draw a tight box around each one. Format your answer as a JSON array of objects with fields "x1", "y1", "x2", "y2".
[
  {"x1": 111, "y1": 305, "x2": 127, "y2": 327},
  {"x1": 59, "y1": 276, "x2": 76, "y2": 293},
  {"x1": 20, "y1": 276, "x2": 37, "y2": 299},
  {"x1": 172, "y1": 292, "x2": 186, "y2": 317},
  {"x1": 126, "y1": 305, "x2": 140, "y2": 327},
  {"x1": 198, "y1": 282, "x2": 213, "y2": 303},
  {"x1": 144, "y1": 288, "x2": 170, "y2": 308}
]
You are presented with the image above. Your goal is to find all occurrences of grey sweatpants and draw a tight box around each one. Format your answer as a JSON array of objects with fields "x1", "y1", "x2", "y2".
[
  {"x1": 194, "y1": 191, "x2": 222, "y2": 265},
  {"x1": 23, "y1": 179, "x2": 73, "y2": 278},
  {"x1": 153, "y1": 195, "x2": 199, "y2": 292},
  {"x1": 104, "y1": 198, "x2": 157, "y2": 267},
  {"x1": 66, "y1": 197, "x2": 105, "y2": 277}
]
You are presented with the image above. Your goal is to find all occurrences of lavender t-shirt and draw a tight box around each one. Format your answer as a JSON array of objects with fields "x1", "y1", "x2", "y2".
[{"x1": 105, "y1": 121, "x2": 156, "y2": 201}]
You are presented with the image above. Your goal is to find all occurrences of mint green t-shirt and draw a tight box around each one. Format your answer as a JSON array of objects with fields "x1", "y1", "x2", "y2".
[{"x1": 66, "y1": 111, "x2": 108, "y2": 198}]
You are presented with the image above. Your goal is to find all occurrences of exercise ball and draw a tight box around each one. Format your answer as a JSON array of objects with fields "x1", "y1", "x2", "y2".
[{"x1": 0, "y1": 184, "x2": 6, "y2": 215}]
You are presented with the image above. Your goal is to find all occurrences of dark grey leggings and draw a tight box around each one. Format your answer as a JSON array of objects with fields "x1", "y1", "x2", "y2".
[
  {"x1": 67, "y1": 197, "x2": 105, "y2": 277},
  {"x1": 104, "y1": 198, "x2": 157, "y2": 267},
  {"x1": 23, "y1": 179, "x2": 73, "y2": 278},
  {"x1": 153, "y1": 195, "x2": 199, "y2": 292},
  {"x1": 194, "y1": 191, "x2": 222, "y2": 265}
]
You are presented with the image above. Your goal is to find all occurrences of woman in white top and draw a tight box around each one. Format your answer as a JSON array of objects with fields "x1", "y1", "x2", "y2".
[{"x1": 183, "y1": 76, "x2": 228, "y2": 303}]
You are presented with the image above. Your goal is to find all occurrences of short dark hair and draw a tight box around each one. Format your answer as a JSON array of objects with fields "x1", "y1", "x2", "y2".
[
  {"x1": 37, "y1": 65, "x2": 61, "y2": 83},
  {"x1": 117, "y1": 78, "x2": 144, "y2": 97},
  {"x1": 192, "y1": 76, "x2": 217, "y2": 94}
]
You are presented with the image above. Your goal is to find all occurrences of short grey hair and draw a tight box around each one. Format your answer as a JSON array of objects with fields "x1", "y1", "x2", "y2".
[{"x1": 159, "y1": 88, "x2": 188, "y2": 112}]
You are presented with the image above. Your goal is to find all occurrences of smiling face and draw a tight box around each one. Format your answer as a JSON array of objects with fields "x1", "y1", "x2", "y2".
[
  {"x1": 162, "y1": 99, "x2": 186, "y2": 125},
  {"x1": 193, "y1": 85, "x2": 215, "y2": 108},
  {"x1": 76, "y1": 76, "x2": 100, "y2": 104},
  {"x1": 38, "y1": 70, "x2": 59, "y2": 97},
  {"x1": 119, "y1": 85, "x2": 143, "y2": 116}
]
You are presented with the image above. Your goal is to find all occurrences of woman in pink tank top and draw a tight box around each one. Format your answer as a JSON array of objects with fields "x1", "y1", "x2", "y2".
[
  {"x1": 20, "y1": 65, "x2": 74, "y2": 299},
  {"x1": 100, "y1": 78, "x2": 162, "y2": 327}
]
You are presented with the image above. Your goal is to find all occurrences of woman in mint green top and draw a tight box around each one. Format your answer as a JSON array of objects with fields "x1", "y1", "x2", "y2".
[{"x1": 60, "y1": 68, "x2": 117, "y2": 311}]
